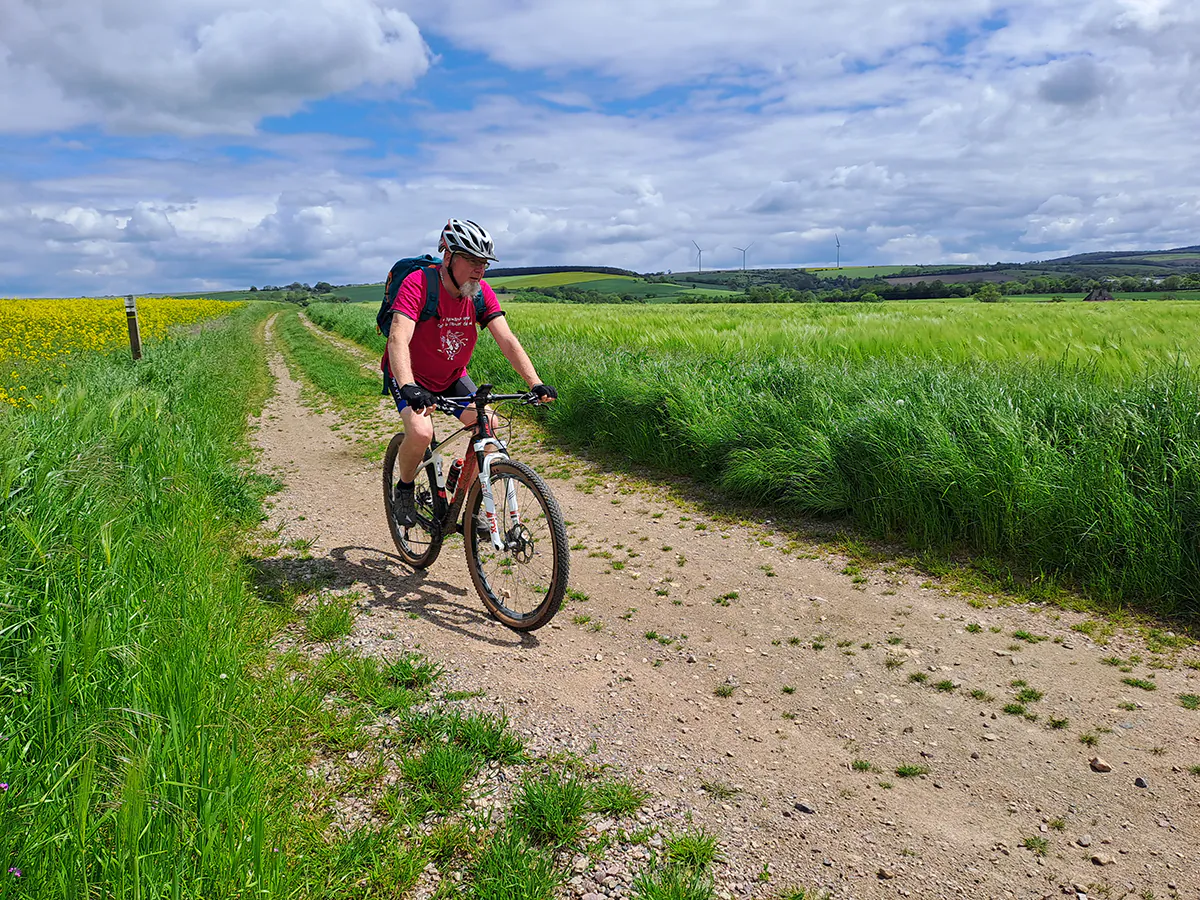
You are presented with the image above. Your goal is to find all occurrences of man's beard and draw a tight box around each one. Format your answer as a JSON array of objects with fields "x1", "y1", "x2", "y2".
[{"x1": 458, "y1": 278, "x2": 481, "y2": 299}]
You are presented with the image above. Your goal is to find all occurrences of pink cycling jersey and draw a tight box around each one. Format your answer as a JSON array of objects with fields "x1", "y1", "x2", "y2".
[{"x1": 381, "y1": 268, "x2": 503, "y2": 392}]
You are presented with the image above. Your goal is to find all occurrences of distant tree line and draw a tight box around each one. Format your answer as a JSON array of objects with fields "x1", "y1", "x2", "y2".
[
  {"x1": 247, "y1": 281, "x2": 350, "y2": 306},
  {"x1": 499, "y1": 285, "x2": 648, "y2": 304}
]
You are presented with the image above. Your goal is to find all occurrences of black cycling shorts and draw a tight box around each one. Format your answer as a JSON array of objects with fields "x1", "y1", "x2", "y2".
[{"x1": 383, "y1": 370, "x2": 477, "y2": 419}]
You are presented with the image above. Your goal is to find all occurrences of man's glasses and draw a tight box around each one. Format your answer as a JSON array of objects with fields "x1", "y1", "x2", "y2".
[{"x1": 457, "y1": 254, "x2": 490, "y2": 271}]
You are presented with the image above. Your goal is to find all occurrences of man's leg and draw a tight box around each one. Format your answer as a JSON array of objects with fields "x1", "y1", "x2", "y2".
[{"x1": 394, "y1": 407, "x2": 434, "y2": 526}]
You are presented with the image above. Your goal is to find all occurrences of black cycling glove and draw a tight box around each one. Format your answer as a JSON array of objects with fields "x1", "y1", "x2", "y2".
[
  {"x1": 400, "y1": 382, "x2": 436, "y2": 411},
  {"x1": 531, "y1": 383, "x2": 557, "y2": 402}
]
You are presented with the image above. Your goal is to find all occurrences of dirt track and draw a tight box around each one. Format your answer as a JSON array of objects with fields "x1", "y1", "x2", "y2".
[{"x1": 251, "y1": 314, "x2": 1200, "y2": 900}]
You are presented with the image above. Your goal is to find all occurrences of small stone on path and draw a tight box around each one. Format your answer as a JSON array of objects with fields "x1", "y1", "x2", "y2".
[
  {"x1": 1134, "y1": 776, "x2": 1148, "y2": 788},
  {"x1": 1088, "y1": 757, "x2": 1111, "y2": 772}
]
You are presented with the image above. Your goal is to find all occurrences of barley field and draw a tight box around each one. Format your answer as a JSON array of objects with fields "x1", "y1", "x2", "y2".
[{"x1": 309, "y1": 299, "x2": 1200, "y2": 614}]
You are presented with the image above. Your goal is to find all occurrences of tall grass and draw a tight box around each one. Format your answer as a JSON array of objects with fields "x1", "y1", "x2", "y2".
[
  {"x1": 308, "y1": 300, "x2": 1200, "y2": 615},
  {"x1": 0, "y1": 305, "x2": 296, "y2": 896}
]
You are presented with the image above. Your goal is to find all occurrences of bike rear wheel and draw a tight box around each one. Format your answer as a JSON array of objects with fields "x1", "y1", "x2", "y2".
[
  {"x1": 382, "y1": 432, "x2": 444, "y2": 568},
  {"x1": 464, "y1": 459, "x2": 569, "y2": 631}
]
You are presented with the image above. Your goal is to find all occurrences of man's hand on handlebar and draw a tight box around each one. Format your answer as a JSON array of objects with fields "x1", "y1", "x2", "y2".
[
  {"x1": 530, "y1": 383, "x2": 557, "y2": 404},
  {"x1": 400, "y1": 382, "x2": 437, "y2": 414}
]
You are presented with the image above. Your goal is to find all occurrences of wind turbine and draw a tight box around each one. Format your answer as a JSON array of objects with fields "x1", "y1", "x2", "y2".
[
  {"x1": 734, "y1": 242, "x2": 754, "y2": 271},
  {"x1": 835, "y1": 234, "x2": 841, "y2": 269},
  {"x1": 692, "y1": 239, "x2": 705, "y2": 273}
]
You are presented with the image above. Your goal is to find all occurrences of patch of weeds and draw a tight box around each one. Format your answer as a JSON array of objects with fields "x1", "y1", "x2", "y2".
[
  {"x1": 586, "y1": 620, "x2": 605, "y2": 633},
  {"x1": 1002, "y1": 703, "x2": 1027, "y2": 716},
  {"x1": 787, "y1": 636, "x2": 801, "y2": 646},
  {"x1": 781, "y1": 685, "x2": 796, "y2": 695},
  {"x1": 933, "y1": 680, "x2": 956, "y2": 693},
  {"x1": 587, "y1": 549, "x2": 613, "y2": 559},
  {"x1": 699, "y1": 780, "x2": 740, "y2": 800},
  {"x1": 885, "y1": 655, "x2": 905, "y2": 670},
  {"x1": 1015, "y1": 688, "x2": 1044, "y2": 703},
  {"x1": 305, "y1": 597, "x2": 355, "y2": 642},
  {"x1": 861, "y1": 642, "x2": 872, "y2": 650},
  {"x1": 1013, "y1": 629, "x2": 1048, "y2": 643},
  {"x1": 1021, "y1": 835, "x2": 1049, "y2": 857},
  {"x1": 386, "y1": 652, "x2": 444, "y2": 690},
  {"x1": 676, "y1": 554, "x2": 687, "y2": 567},
  {"x1": 713, "y1": 683, "x2": 735, "y2": 698},
  {"x1": 448, "y1": 712, "x2": 525, "y2": 764},
  {"x1": 1122, "y1": 677, "x2": 1157, "y2": 691},
  {"x1": 611, "y1": 560, "x2": 626, "y2": 571},
  {"x1": 1189, "y1": 765, "x2": 1200, "y2": 776},
  {"x1": 469, "y1": 825, "x2": 561, "y2": 900},
  {"x1": 423, "y1": 821, "x2": 472, "y2": 866},
  {"x1": 1078, "y1": 733, "x2": 1099, "y2": 747},
  {"x1": 895, "y1": 764, "x2": 929, "y2": 778},
  {"x1": 1184, "y1": 659, "x2": 1200, "y2": 671},
  {"x1": 878, "y1": 781, "x2": 894, "y2": 789},
  {"x1": 510, "y1": 769, "x2": 589, "y2": 848},
  {"x1": 908, "y1": 672, "x2": 928, "y2": 684},
  {"x1": 630, "y1": 865, "x2": 713, "y2": 900},
  {"x1": 851, "y1": 759, "x2": 872, "y2": 772},
  {"x1": 620, "y1": 608, "x2": 637, "y2": 621},
  {"x1": 886, "y1": 636, "x2": 903, "y2": 645},
  {"x1": 1047, "y1": 717, "x2": 1070, "y2": 729},
  {"x1": 965, "y1": 623, "x2": 982, "y2": 633},
  {"x1": 399, "y1": 743, "x2": 479, "y2": 816},
  {"x1": 811, "y1": 640, "x2": 826, "y2": 651},
  {"x1": 1048, "y1": 818, "x2": 1066, "y2": 831},
  {"x1": 570, "y1": 541, "x2": 587, "y2": 551},
  {"x1": 969, "y1": 689, "x2": 994, "y2": 702},
  {"x1": 566, "y1": 588, "x2": 589, "y2": 603},
  {"x1": 1117, "y1": 701, "x2": 1137, "y2": 711},
  {"x1": 1071, "y1": 619, "x2": 1114, "y2": 643},
  {"x1": 664, "y1": 827, "x2": 721, "y2": 870},
  {"x1": 645, "y1": 630, "x2": 674, "y2": 646},
  {"x1": 572, "y1": 614, "x2": 592, "y2": 626},
  {"x1": 443, "y1": 689, "x2": 485, "y2": 702},
  {"x1": 781, "y1": 711, "x2": 797, "y2": 720},
  {"x1": 761, "y1": 564, "x2": 776, "y2": 577},
  {"x1": 1179, "y1": 694, "x2": 1200, "y2": 710},
  {"x1": 655, "y1": 588, "x2": 670, "y2": 597},
  {"x1": 713, "y1": 591, "x2": 738, "y2": 607},
  {"x1": 589, "y1": 780, "x2": 649, "y2": 816}
]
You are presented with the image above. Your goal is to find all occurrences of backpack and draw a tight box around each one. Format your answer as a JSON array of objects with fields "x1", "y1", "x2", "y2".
[{"x1": 376, "y1": 255, "x2": 488, "y2": 336}]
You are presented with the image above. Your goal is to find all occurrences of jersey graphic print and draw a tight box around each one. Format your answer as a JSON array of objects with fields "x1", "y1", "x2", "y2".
[{"x1": 440, "y1": 329, "x2": 469, "y2": 359}]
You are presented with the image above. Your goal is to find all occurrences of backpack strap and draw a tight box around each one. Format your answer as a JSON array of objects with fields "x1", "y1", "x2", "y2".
[{"x1": 417, "y1": 265, "x2": 442, "y2": 323}]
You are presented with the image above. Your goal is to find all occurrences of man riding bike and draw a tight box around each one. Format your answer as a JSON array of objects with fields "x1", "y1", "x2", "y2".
[{"x1": 382, "y1": 218, "x2": 556, "y2": 526}]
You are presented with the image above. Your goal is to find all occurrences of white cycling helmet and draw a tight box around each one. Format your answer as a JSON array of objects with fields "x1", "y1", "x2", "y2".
[{"x1": 437, "y1": 218, "x2": 499, "y2": 262}]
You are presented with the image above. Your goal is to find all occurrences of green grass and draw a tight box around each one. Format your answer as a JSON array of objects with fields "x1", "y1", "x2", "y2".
[
  {"x1": 510, "y1": 770, "x2": 589, "y2": 848},
  {"x1": 589, "y1": 780, "x2": 650, "y2": 816},
  {"x1": 399, "y1": 743, "x2": 480, "y2": 816},
  {"x1": 468, "y1": 825, "x2": 561, "y2": 900},
  {"x1": 664, "y1": 828, "x2": 721, "y2": 870},
  {"x1": 1122, "y1": 677, "x2": 1158, "y2": 691},
  {"x1": 0, "y1": 304, "x2": 323, "y2": 895},
  {"x1": 895, "y1": 764, "x2": 930, "y2": 778},
  {"x1": 305, "y1": 596, "x2": 356, "y2": 641},
  {"x1": 1180, "y1": 694, "x2": 1200, "y2": 710}
]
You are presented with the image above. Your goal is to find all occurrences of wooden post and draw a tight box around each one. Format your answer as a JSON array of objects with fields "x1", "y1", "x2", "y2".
[{"x1": 125, "y1": 295, "x2": 142, "y2": 360}]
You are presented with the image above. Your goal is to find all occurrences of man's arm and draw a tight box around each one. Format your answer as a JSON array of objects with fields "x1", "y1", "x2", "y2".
[
  {"x1": 386, "y1": 316, "x2": 418, "y2": 385},
  {"x1": 485, "y1": 316, "x2": 542, "y2": 388}
]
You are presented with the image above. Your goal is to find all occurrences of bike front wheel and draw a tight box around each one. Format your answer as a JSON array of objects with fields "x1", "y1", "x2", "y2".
[
  {"x1": 464, "y1": 459, "x2": 569, "y2": 631},
  {"x1": 382, "y1": 433, "x2": 444, "y2": 568}
]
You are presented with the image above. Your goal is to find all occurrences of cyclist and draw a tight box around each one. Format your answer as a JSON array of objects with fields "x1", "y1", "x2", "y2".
[{"x1": 383, "y1": 218, "x2": 556, "y2": 526}]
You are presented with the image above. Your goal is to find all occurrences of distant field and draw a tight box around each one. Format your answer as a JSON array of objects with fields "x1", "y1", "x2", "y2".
[
  {"x1": 805, "y1": 265, "x2": 918, "y2": 277},
  {"x1": 488, "y1": 272, "x2": 632, "y2": 289}
]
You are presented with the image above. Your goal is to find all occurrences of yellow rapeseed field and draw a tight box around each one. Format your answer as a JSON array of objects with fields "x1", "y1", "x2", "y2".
[{"x1": 0, "y1": 296, "x2": 241, "y2": 406}]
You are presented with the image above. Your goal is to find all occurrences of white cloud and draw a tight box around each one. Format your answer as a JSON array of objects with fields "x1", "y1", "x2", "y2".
[
  {"x1": 2, "y1": 1, "x2": 1200, "y2": 294},
  {"x1": 0, "y1": 0, "x2": 430, "y2": 134}
]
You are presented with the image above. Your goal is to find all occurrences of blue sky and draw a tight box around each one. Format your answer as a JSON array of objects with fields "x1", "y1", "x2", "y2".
[{"x1": 1, "y1": 0, "x2": 1197, "y2": 296}]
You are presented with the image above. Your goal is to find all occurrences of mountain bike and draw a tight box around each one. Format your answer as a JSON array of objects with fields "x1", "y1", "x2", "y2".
[{"x1": 382, "y1": 384, "x2": 569, "y2": 631}]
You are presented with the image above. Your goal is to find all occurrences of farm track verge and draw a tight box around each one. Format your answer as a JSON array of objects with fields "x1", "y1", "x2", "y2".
[{"x1": 246, "y1": 312, "x2": 1200, "y2": 900}]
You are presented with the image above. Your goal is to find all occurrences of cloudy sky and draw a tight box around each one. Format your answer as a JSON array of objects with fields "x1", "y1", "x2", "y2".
[{"x1": 2, "y1": 0, "x2": 1197, "y2": 296}]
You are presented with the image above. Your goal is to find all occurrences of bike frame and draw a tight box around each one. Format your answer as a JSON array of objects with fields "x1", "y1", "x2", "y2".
[{"x1": 420, "y1": 384, "x2": 529, "y2": 551}]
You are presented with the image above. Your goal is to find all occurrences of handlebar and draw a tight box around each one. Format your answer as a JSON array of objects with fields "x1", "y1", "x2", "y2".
[{"x1": 431, "y1": 383, "x2": 549, "y2": 417}]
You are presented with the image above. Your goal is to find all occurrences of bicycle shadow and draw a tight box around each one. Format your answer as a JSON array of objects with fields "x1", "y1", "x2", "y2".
[{"x1": 248, "y1": 543, "x2": 538, "y2": 649}]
